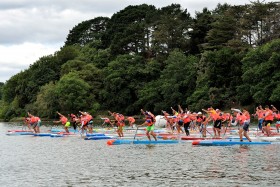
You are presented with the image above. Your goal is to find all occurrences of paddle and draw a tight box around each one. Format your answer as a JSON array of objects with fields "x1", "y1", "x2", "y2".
[
  {"x1": 134, "y1": 126, "x2": 139, "y2": 140},
  {"x1": 223, "y1": 121, "x2": 229, "y2": 137},
  {"x1": 206, "y1": 128, "x2": 214, "y2": 138},
  {"x1": 22, "y1": 123, "x2": 26, "y2": 131}
]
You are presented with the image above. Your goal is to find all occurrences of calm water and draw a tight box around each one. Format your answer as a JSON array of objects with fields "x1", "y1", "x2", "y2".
[{"x1": 0, "y1": 122, "x2": 279, "y2": 187}]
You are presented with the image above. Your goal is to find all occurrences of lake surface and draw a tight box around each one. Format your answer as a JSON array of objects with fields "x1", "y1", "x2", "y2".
[{"x1": 0, "y1": 122, "x2": 280, "y2": 187}]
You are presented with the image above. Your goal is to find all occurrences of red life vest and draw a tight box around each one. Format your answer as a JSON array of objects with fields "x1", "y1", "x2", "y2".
[
  {"x1": 60, "y1": 116, "x2": 68, "y2": 125},
  {"x1": 30, "y1": 116, "x2": 38, "y2": 123},
  {"x1": 265, "y1": 110, "x2": 274, "y2": 121},
  {"x1": 146, "y1": 119, "x2": 153, "y2": 126}
]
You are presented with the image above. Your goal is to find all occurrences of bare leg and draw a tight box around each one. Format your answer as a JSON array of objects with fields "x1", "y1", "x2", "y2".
[
  {"x1": 217, "y1": 128, "x2": 221, "y2": 138},
  {"x1": 151, "y1": 131, "x2": 157, "y2": 141},
  {"x1": 203, "y1": 126, "x2": 206, "y2": 137},
  {"x1": 243, "y1": 131, "x2": 251, "y2": 142},
  {"x1": 146, "y1": 131, "x2": 151, "y2": 141},
  {"x1": 120, "y1": 127, "x2": 124, "y2": 137},
  {"x1": 239, "y1": 128, "x2": 243, "y2": 141},
  {"x1": 89, "y1": 126, "x2": 93, "y2": 134},
  {"x1": 64, "y1": 126, "x2": 69, "y2": 133},
  {"x1": 213, "y1": 127, "x2": 217, "y2": 138},
  {"x1": 266, "y1": 125, "x2": 271, "y2": 136}
]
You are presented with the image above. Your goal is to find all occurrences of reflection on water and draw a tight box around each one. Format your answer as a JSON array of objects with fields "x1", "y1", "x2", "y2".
[{"x1": 0, "y1": 122, "x2": 280, "y2": 187}]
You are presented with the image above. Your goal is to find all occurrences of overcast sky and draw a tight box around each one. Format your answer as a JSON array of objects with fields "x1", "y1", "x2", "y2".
[{"x1": 0, "y1": 0, "x2": 272, "y2": 82}]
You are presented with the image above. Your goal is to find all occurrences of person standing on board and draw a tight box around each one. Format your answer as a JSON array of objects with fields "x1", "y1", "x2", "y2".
[
  {"x1": 232, "y1": 108, "x2": 252, "y2": 142},
  {"x1": 254, "y1": 106, "x2": 265, "y2": 132},
  {"x1": 28, "y1": 112, "x2": 41, "y2": 133},
  {"x1": 162, "y1": 110, "x2": 172, "y2": 131},
  {"x1": 53, "y1": 112, "x2": 70, "y2": 133},
  {"x1": 100, "y1": 116, "x2": 113, "y2": 127},
  {"x1": 171, "y1": 106, "x2": 183, "y2": 134},
  {"x1": 263, "y1": 105, "x2": 274, "y2": 136},
  {"x1": 202, "y1": 108, "x2": 222, "y2": 138},
  {"x1": 80, "y1": 111, "x2": 93, "y2": 134},
  {"x1": 139, "y1": 110, "x2": 157, "y2": 141},
  {"x1": 182, "y1": 111, "x2": 192, "y2": 136},
  {"x1": 69, "y1": 113, "x2": 78, "y2": 131},
  {"x1": 127, "y1": 116, "x2": 136, "y2": 128},
  {"x1": 196, "y1": 112, "x2": 207, "y2": 136},
  {"x1": 271, "y1": 105, "x2": 280, "y2": 133},
  {"x1": 108, "y1": 111, "x2": 125, "y2": 137}
]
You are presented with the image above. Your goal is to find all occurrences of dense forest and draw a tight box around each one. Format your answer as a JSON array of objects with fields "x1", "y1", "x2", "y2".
[{"x1": 0, "y1": 1, "x2": 280, "y2": 120}]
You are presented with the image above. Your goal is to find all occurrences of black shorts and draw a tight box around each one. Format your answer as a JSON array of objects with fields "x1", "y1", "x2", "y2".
[
  {"x1": 243, "y1": 122, "x2": 250, "y2": 131},
  {"x1": 214, "y1": 120, "x2": 222, "y2": 129},
  {"x1": 263, "y1": 120, "x2": 272, "y2": 126},
  {"x1": 178, "y1": 120, "x2": 183, "y2": 126},
  {"x1": 31, "y1": 123, "x2": 37, "y2": 129}
]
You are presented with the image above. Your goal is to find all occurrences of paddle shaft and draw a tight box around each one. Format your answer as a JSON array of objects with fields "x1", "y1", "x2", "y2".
[
  {"x1": 223, "y1": 123, "x2": 228, "y2": 137},
  {"x1": 134, "y1": 126, "x2": 139, "y2": 140}
]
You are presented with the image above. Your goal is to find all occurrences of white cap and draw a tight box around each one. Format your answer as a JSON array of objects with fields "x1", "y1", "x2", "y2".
[{"x1": 198, "y1": 112, "x2": 202, "y2": 115}]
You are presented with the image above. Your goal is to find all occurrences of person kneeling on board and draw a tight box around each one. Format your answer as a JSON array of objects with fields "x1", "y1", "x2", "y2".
[{"x1": 53, "y1": 112, "x2": 70, "y2": 133}]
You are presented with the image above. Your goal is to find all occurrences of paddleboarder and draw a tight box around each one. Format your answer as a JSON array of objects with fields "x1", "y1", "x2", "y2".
[
  {"x1": 108, "y1": 111, "x2": 125, "y2": 137},
  {"x1": 127, "y1": 116, "x2": 136, "y2": 128},
  {"x1": 53, "y1": 112, "x2": 70, "y2": 133},
  {"x1": 272, "y1": 105, "x2": 280, "y2": 133},
  {"x1": 139, "y1": 114, "x2": 157, "y2": 141},
  {"x1": 231, "y1": 108, "x2": 252, "y2": 142},
  {"x1": 69, "y1": 113, "x2": 78, "y2": 131},
  {"x1": 80, "y1": 111, "x2": 93, "y2": 134},
  {"x1": 255, "y1": 106, "x2": 265, "y2": 132},
  {"x1": 100, "y1": 116, "x2": 113, "y2": 127},
  {"x1": 28, "y1": 112, "x2": 41, "y2": 133},
  {"x1": 263, "y1": 105, "x2": 274, "y2": 136}
]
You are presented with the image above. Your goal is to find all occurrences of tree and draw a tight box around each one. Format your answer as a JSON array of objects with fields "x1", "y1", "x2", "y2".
[
  {"x1": 158, "y1": 50, "x2": 198, "y2": 108},
  {"x1": 101, "y1": 54, "x2": 147, "y2": 114},
  {"x1": 189, "y1": 8, "x2": 214, "y2": 54},
  {"x1": 78, "y1": 45, "x2": 112, "y2": 69},
  {"x1": 240, "y1": 39, "x2": 280, "y2": 105},
  {"x1": 0, "y1": 82, "x2": 3, "y2": 100},
  {"x1": 205, "y1": 4, "x2": 237, "y2": 50},
  {"x1": 102, "y1": 4, "x2": 157, "y2": 56},
  {"x1": 56, "y1": 72, "x2": 95, "y2": 114},
  {"x1": 152, "y1": 4, "x2": 193, "y2": 55},
  {"x1": 65, "y1": 17, "x2": 110, "y2": 47},
  {"x1": 34, "y1": 82, "x2": 59, "y2": 118}
]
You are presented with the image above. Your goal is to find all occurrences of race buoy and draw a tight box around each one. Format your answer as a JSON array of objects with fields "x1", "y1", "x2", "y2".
[
  {"x1": 154, "y1": 115, "x2": 167, "y2": 128},
  {"x1": 192, "y1": 140, "x2": 201, "y2": 145},
  {"x1": 107, "y1": 140, "x2": 116, "y2": 145}
]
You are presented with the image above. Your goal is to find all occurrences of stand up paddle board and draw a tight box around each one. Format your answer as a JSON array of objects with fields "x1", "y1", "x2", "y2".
[
  {"x1": 107, "y1": 139, "x2": 179, "y2": 145},
  {"x1": 192, "y1": 140, "x2": 278, "y2": 146}
]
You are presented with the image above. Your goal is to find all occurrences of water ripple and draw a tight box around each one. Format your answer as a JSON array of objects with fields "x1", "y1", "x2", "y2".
[{"x1": 0, "y1": 123, "x2": 280, "y2": 187}]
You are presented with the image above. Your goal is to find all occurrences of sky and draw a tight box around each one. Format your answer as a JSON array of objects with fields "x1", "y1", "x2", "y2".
[{"x1": 0, "y1": 0, "x2": 269, "y2": 83}]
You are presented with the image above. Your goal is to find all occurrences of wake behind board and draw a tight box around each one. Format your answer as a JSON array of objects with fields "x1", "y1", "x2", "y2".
[
  {"x1": 6, "y1": 132, "x2": 34, "y2": 136},
  {"x1": 7, "y1": 130, "x2": 33, "y2": 133}
]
